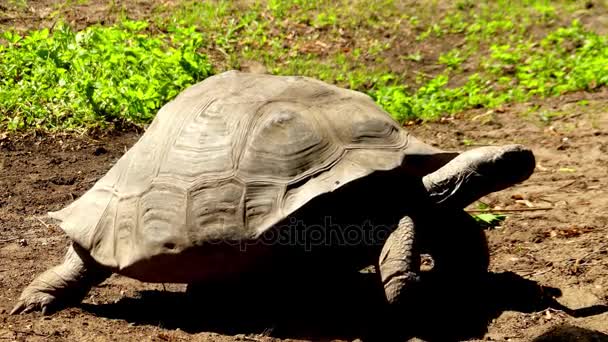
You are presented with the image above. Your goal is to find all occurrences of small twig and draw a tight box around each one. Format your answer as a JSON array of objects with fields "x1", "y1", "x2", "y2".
[
  {"x1": 49, "y1": 19, "x2": 58, "y2": 33},
  {"x1": 0, "y1": 237, "x2": 19, "y2": 243},
  {"x1": 242, "y1": 337, "x2": 268, "y2": 342},
  {"x1": 34, "y1": 216, "x2": 51, "y2": 230},
  {"x1": 466, "y1": 207, "x2": 553, "y2": 213},
  {"x1": 521, "y1": 266, "x2": 555, "y2": 277},
  {"x1": 216, "y1": 47, "x2": 230, "y2": 59},
  {"x1": 575, "y1": 249, "x2": 604, "y2": 264},
  {"x1": 558, "y1": 246, "x2": 608, "y2": 264},
  {"x1": 10, "y1": 329, "x2": 48, "y2": 337},
  {"x1": 553, "y1": 112, "x2": 584, "y2": 121},
  {"x1": 556, "y1": 179, "x2": 577, "y2": 190}
]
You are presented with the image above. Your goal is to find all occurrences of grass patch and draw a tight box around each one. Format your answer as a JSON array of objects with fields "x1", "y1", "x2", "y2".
[
  {"x1": 373, "y1": 19, "x2": 608, "y2": 122},
  {"x1": 0, "y1": 21, "x2": 213, "y2": 131},
  {"x1": 0, "y1": 0, "x2": 607, "y2": 131}
]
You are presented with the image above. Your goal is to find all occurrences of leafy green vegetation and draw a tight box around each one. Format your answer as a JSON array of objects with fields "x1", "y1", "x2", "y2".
[
  {"x1": 472, "y1": 212, "x2": 506, "y2": 228},
  {"x1": 0, "y1": 21, "x2": 212, "y2": 130},
  {"x1": 0, "y1": 0, "x2": 607, "y2": 131},
  {"x1": 470, "y1": 202, "x2": 506, "y2": 228},
  {"x1": 374, "y1": 20, "x2": 608, "y2": 121},
  {"x1": 6, "y1": 0, "x2": 27, "y2": 8}
]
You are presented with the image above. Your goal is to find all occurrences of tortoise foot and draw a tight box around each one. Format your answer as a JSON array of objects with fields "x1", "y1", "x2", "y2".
[
  {"x1": 379, "y1": 216, "x2": 421, "y2": 305},
  {"x1": 11, "y1": 243, "x2": 109, "y2": 315},
  {"x1": 11, "y1": 284, "x2": 58, "y2": 315}
]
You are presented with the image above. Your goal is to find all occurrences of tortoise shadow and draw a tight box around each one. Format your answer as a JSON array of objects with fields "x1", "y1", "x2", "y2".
[
  {"x1": 532, "y1": 325, "x2": 608, "y2": 342},
  {"x1": 81, "y1": 270, "x2": 608, "y2": 341}
]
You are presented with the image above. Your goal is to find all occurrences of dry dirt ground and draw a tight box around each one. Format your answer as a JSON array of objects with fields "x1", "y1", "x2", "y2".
[{"x1": 2, "y1": 1, "x2": 608, "y2": 341}]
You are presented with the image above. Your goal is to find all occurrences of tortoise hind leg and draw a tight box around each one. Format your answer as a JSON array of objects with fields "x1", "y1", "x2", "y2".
[
  {"x1": 379, "y1": 215, "x2": 421, "y2": 305},
  {"x1": 11, "y1": 243, "x2": 110, "y2": 315}
]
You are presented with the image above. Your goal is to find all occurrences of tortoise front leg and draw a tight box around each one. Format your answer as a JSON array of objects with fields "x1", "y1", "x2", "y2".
[
  {"x1": 378, "y1": 215, "x2": 421, "y2": 305},
  {"x1": 11, "y1": 243, "x2": 110, "y2": 315},
  {"x1": 378, "y1": 209, "x2": 488, "y2": 306}
]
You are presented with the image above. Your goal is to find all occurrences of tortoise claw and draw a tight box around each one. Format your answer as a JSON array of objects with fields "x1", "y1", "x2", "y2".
[
  {"x1": 10, "y1": 290, "x2": 56, "y2": 315},
  {"x1": 9, "y1": 302, "x2": 25, "y2": 315},
  {"x1": 22, "y1": 304, "x2": 36, "y2": 315}
]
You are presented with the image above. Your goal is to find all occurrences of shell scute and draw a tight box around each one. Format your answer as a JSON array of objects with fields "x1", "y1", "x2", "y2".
[
  {"x1": 187, "y1": 180, "x2": 247, "y2": 242},
  {"x1": 237, "y1": 101, "x2": 341, "y2": 182}
]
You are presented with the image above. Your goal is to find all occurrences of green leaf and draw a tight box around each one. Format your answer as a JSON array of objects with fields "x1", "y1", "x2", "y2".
[{"x1": 473, "y1": 213, "x2": 506, "y2": 227}]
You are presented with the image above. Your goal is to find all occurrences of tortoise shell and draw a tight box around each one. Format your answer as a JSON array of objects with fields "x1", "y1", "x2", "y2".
[{"x1": 49, "y1": 71, "x2": 439, "y2": 273}]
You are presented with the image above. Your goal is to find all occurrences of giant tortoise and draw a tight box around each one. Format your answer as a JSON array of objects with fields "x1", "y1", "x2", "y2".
[{"x1": 11, "y1": 70, "x2": 535, "y2": 315}]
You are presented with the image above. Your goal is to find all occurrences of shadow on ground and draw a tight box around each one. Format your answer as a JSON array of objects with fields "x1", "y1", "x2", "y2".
[
  {"x1": 532, "y1": 325, "x2": 608, "y2": 342},
  {"x1": 81, "y1": 269, "x2": 608, "y2": 341}
]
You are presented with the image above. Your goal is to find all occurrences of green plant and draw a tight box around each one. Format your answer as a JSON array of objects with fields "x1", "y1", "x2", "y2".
[
  {"x1": 438, "y1": 49, "x2": 466, "y2": 70},
  {"x1": 2, "y1": 0, "x2": 607, "y2": 131},
  {"x1": 313, "y1": 11, "x2": 338, "y2": 28},
  {"x1": 469, "y1": 202, "x2": 506, "y2": 228},
  {"x1": 0, "y1": 20, "x2": 213, "y2": 131},
  {"x1": 372, "y1": 18, "x2": 608, "y2": 123},
  {"x1": 472, "y1": 212, "x2": 506, "y2": 227},
  {"x1": 7, "y1": 0, "x2": 28, "y2": 8},
  {"x1": 403, "y1": 52, "x2": 423, "y2": 62}
]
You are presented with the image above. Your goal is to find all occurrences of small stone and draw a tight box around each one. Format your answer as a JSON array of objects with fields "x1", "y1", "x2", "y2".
[
  {"x1": 18, "y1": 239, "x2": 28, "y2": 247},
  {"x1": 93, "y1": 146, "x2": 108, "y2": 156},
  {"x1": 511, "y1": 193, "x2": 525, "y2": 200}
]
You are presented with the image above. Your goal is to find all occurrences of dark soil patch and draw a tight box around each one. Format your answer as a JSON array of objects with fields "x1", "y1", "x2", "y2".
[{"x1": 0, "y1": 0, "x2": 164, "y2": 33}]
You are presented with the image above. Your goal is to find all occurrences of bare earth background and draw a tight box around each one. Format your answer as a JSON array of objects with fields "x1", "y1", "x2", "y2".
[{"x1": 1, "y1": 1, "x2": 608, "y2": 341}]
